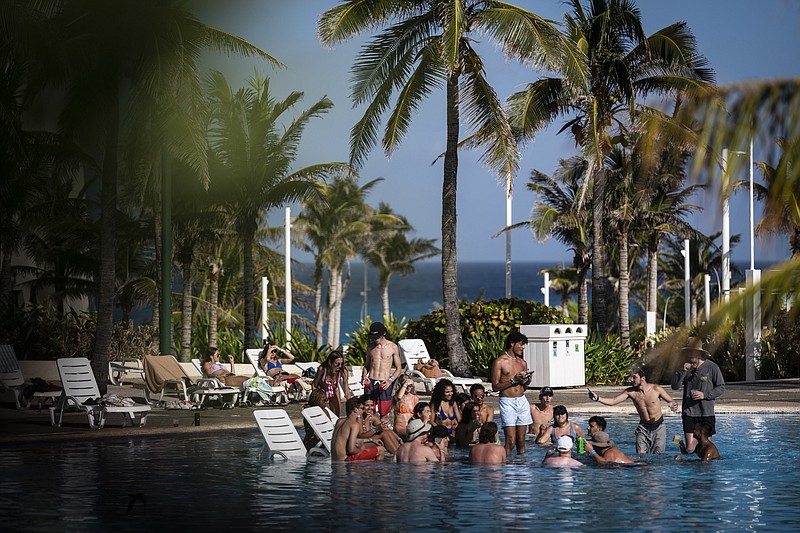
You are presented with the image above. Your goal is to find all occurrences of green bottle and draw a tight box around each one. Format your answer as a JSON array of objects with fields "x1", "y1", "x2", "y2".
[{"x1": 576, "y1": 436, "x2": 585, "y2": 454}]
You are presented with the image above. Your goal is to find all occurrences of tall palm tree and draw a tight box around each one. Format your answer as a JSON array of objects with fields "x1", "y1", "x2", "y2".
[
  {"x1": 207, "y1": 71, "x2": 346, "y2": 349},
  {"x1": 318, "y1": 0, "x2": 579, "y2": 374},
  {"x1": 508, "y1": 0, "x2": 714, "y2": 335},
  {"x1": 294, "y1": 174, "x2": 383, "y2": 348},
  {"x1": 363, "y1": 202, "x2": 440, "y2": 318},
  {"x1": 511, "y1": 157, "x2": 592, "y2": 324}
]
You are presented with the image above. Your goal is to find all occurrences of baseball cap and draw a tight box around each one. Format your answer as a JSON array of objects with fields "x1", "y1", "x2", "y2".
[
  {"x1": 556, "y1": 435, "x2": 574, "y2": 452},
  {"x1": 368, "y1": 322, "x2": 387, "y2": 339},
  {"x1": 540, "y1": 386, "x2": 554, "y2": 397}
]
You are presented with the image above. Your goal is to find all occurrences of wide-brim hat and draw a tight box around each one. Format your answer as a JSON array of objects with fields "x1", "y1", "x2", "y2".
[
  {"x1": 588, "y1": 431, "x2": 614, "y2": 448},
  {"x1": 682, "y1": 337, "x2": 710, "y2": 359},
  {"x1": 405, "y1": 419, "x2": 431, "y2": 441}
]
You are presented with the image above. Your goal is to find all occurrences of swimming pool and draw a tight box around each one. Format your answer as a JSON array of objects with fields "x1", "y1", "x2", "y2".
[{"x1": 2, "y1": 414, "x2": 799, "y2": 531}]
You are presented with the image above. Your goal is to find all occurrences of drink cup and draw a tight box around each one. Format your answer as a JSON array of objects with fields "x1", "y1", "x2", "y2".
[
  {"x1": 673, "y1": 433, "x2": 683, "y2": 445},
  {"x1": 173, "y1": 418, "x2": 179, "y2": 428}
]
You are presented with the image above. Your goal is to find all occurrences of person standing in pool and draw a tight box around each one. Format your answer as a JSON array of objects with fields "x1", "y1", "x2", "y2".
[
  {"x1": 469, "y1": 422, "x2": 506, "y2": 465},
  {"x1": 542, "y1": 435, "x2": 584, "y2": 468},
  {"x1": 491, "y1": 331, "x2": 533, "y2": 455},
  {"x1": 588, "y1": 366, "x2": 679, "y2": 453},
  {"x1": 395, "y1": 419, "x2": 442, "y2": 463},
  {"x1": 470, "y1": 383, "x2": 494, "y2": 424},
  {"x1": 671, "y1": 337, "x2": 726, "y2": 453},
  {"x1": 529, "y1": 386, "x2": 555, "y2": 437},
  {"x1": 675, "y1": 421, "x2": 720, "y2": 461},
  {"x1": 535, "y1": 405, "x2": 584, "y2": 445},
  {"x1": 361, "y1": 322, "x2": 402, "y2": 418},
  {"x1": 583, "y1": 416, "x2": 634, "y2": 464}
]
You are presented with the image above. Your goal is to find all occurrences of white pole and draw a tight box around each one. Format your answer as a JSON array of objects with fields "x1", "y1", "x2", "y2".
[
  {"x1": 704, "y1": 274, "x2": 711, "y2": 322},
  {"x1": 683, "y1": 239, "x2": 691, "y2": 326},
  {"x1": 541, "y1": 271, "x2": 550, "y2": 307},
  {"x1": 662, "y1": 294, "x2": 672, "y2": 332},
  {"x1": 722, "y1": 149, "x2": 731, "y2": 303},
  {"x1": 745, "y1": 269, "x2": 761, "y2": 381},
  {"x1": 749, "y1": 137, "x2": 755, "y2": 270},
  {"x1": 261, "y1": 276, "x2": 269, "y2": 342},
  {"x1": 505, "y1": 180, "x2": 512, "y2": 298},
  {"x1": 284, "y1": 207, "x2": 292, "y2": 341}
]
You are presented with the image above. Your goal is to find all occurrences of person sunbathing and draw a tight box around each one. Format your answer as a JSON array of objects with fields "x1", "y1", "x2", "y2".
[
  {"x1": 259, "y1": 344, "x2": 301, "y2": 392},
  {"x1": 202, "y1": 347, "x2": 248, "y2": 388}
]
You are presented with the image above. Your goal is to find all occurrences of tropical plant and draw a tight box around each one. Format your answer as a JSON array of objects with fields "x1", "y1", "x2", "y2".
[
  {"x1": 759, "y1": 311, "x2": 800, "y2": 379},
  {"x1": 207, "y1": 71, "x2": 346, "y2": 350},
  {"x1": 318, "y1": 0, "x2": 581, "y2": 376},
  {"x1": 508, "y1": 0, "x2": 714, "y2": 336},
  {"x1": 362, "y1": 202, "x2": 440, "y2": 319},
  {"x1": 584, "y1": 334, "x2": 638, "y2": 385}
]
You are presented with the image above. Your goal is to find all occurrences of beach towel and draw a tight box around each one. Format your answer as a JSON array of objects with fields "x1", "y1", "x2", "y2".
[{"x1": 143, "y1": 355, "x2": 192, "y2": 395}]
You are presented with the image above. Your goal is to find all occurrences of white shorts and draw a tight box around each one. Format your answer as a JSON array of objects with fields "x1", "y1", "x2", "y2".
[{"x1": 499, "y1": 396, "x2": 532, "y2": 428}]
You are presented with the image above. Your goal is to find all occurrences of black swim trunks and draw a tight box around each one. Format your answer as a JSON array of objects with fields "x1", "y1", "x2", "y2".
[{"x1": 682, "y1": 414, "x2": 716, "y2": 435}]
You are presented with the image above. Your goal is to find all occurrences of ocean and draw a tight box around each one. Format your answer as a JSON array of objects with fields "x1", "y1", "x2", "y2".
[{"x1": 290, "y1": 259, "x2": 781, "y2": 345}]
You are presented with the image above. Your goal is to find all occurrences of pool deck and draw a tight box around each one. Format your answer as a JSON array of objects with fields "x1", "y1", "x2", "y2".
[{"x1": 1, "y1": 379, "x2": 798, "y2": 445}]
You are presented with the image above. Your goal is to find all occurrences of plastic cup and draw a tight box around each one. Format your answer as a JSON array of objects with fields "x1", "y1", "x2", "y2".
[{"x1": 173, "y1": 418, "x2": 179, "y2": 428}]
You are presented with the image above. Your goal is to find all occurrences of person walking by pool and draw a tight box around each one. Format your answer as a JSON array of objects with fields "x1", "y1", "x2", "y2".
[
  {"x1": 675, "y1": 421, "x2": 720, "y2": 461},
  {"x1": 588, "y1": 366, "x2": 679, "y2": 453},
  {"x1": 491, "y1": 331, "x2": 533, "y2": 455},
  {"x1": 313, "y1": 350, "x2": 351, "y2": 418},
  {"x1": 331, "y1": 396, "x2": 385, "y2": 462},
  {"x1": 430, "y1": 379, "x2": 461, "y2": 434},
  {"x1": 470, "y1": 422, "x2": 506, "y2": 465},
  {"x1": 536, "y1": 405, "x2": 584, "y2": 445},
  {"x1": 202, "y1": 347, "x2": 249, "y2": 388},
  {"x1": 470, "y1": 383, "x2": 494, "y2": 424},
  {"x1": 671, "y1": 337, "x2": 726, "y2": 453},
  {"x1": 529, "y1": 386, "x2": 555, "y2": 437},
  {"x1": 583, "y1": 416, "x2": 634, "y2": 464},
  {"x1": 392, "y1": 374, "x2": 418, "y2": 437},
  {"x1": 359, "y1": 395, "x2": 402, "y2": 454},
  {"x1": 361, "y1": 322, "x2": 402, "y2": 418},
  {"x1": 395, "y1": 419, "x2": 442, "y2": 463},
  {"x1": 542, "y1": 435, "x2": 584, "y2": 468}
]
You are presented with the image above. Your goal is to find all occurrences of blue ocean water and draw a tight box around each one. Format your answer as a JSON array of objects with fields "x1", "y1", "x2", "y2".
[{"x1": 291, "y1": 259, "x2": 780, "y2": 345}]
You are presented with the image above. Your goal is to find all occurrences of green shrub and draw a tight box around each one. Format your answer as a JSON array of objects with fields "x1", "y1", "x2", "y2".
[
  {"x1": 464, "y1": 328, "x2": 506, "y2": 378},
  {"x1": 405, "y1": 298, "x2": 570, "y2": 369},
  {"x1": 584, "y1": 334, "x2": 638, "y2": 385},
  {"x1": 759, "y1": 311, "x2": 800, "y2": 378}
]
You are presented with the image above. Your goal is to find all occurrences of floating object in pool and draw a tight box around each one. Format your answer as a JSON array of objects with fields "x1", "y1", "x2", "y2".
[{"x1": 673, "y1": 433, "x2": 683, "y2": 446}]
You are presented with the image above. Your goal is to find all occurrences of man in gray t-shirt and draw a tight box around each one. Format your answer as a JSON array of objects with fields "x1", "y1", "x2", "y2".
[{"x1": 671, "y1": 338, "x2": 726, "y2": 453}]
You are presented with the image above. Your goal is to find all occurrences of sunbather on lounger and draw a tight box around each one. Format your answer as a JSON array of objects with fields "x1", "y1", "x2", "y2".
[
  {"x1": 202, "y1": 348, "x2": 249, "y2": 388},
  {"x1": 259, "y1": 344, "x2": 301, "y2": 390}
]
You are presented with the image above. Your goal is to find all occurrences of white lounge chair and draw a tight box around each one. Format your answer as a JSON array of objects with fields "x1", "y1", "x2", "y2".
[
  {"x1": 50, "y1": 357, "x2": 150, "y2": 429},
  {"x1": 253, "y1": 408, "x2": 327, "y2": 461},
  {"x1": 143, "y1": 355, "x2": 240, "y2": 408},
  {"x1": 398, "y1": 338, "x2": 483, "y2": 394},
  {"x1": 0, "y1": 345, "x2": 61, "y2": 409},
  {"x1": 301, "y1": 405, "x2": 336, "y2": 456},
  {"x1": 108, "y1": 357, "x2": 144, "y2": 385},
  {"x1": 347, "y1": 365, "x2": 365, "y2": 397},
  {"x1": 189, "y1": 358, "x2": 245, "y2": 407}
]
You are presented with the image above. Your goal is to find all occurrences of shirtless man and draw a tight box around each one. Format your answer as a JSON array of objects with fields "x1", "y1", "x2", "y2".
[
  {"x1": 529, "y1": 386, "x2": 554, "y2": 436},
  {"x1": 331, "y1": 396, "x2": 385, "y2": 462},
  {"x1": 491, "y1": 331, "x2": 533, "y2": 455},
  {"x1": 361, "y1": 322, "x2": 402, "y2": 418},
  {"x1": 583, "y1": 416, "x2": 634, "y2": 464},
  {"x1": 469, "y1": 422, "x2": 506, "y2": 465},
  {"x1": 358, "y1": 395, "x2": 402, "y2": 454},
  {"x1": 675, "y1": 421, "x2": 720, "y2": 461},
  {"x1": 589, "y1": 366, "x2": 678, "y2": 454},
  {"x1": 395, "y1": 419, "x2": 443, "y2": 463},
  {"x1": 470, "y1": 383, "x2": 495, "y2": 425},
  {"x1": 542, "y1": 435, "x2": 584, "y2": 468}
]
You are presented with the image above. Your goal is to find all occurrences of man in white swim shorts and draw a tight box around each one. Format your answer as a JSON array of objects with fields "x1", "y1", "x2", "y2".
[{"x1": 491, "y1": 331, "x2": 533, "y2": 455}]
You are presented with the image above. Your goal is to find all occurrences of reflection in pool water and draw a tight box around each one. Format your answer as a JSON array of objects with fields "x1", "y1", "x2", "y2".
[{"x1": 1, "y1": 414, "x2": 799, "y2": 531}]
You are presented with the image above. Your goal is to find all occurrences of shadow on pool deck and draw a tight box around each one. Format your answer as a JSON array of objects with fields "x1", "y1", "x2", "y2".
[{"x1": 1, "y1": 378, "x2": 798, "y2": 445}]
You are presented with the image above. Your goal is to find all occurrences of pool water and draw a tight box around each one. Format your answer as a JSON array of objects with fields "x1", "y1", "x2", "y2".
[{"x1": 2, "y1": 414, "x2": 799, "y2": 532}]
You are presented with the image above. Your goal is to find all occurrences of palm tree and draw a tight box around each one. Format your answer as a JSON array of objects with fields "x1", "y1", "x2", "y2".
[
  {"x1": 318, "y1": 0, "x2": 579, "y2": 374},
  {"x1": 363, "y1": 203, "x2": 440, "y2": 318},
  {"x1": 541, "y1": 265, "x2": 579, "y2": 318},
  {"x1": 511, "y1": 157, "x2": 592, "y2": 324},
  {"x1": 207, "y1": 71, "x2": 346, "y2": 350},
  {"x1": 508, "y1": 0, "x2": 714, "y2": 335},
  {"x1": 294, "y1": 174, "x2": 382, "y2": 348}
]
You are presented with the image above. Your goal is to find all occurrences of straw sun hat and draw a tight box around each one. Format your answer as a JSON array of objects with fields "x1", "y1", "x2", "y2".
[{"x1": 681, "y1": 337, "x2": 710, "y2": 359}]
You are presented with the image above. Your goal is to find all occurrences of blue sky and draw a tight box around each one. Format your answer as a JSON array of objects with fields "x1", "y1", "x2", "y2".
[{"x1": 191, "y1": 0, "x2": 800, "y2": 265}]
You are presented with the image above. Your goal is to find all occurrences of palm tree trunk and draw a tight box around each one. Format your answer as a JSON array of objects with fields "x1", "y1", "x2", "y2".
[
  {"x1": 180, "y1": 259, "x2": 193, "y2": 361},
  {"x1": 325, "y1": 265, "x2": 338, "y2": 347},
  {"x1": 152, "y1": 192, "x2": 161, "y2": 341},
  {"x1": 618, "y1": 231, "x2": 630, "y2": 346},
  {"x1": 575, "y1": 255, "x2": 589, "y2": 325},
  {"x1": 313, "y1": 261, "x2": 325, "y2": 349},
  {"x1": 209, "y1": 260, "x2": 220, "y2": 348},
  {"x1": 242, "y1": 225, "x2": 256, "y2": 349},
  {"x1": 90, "y1": 88, "x2": 119, "y2": 394},
  {"x1": 443, "y1": 73, "x2": 469, "y2": 375},
  {"x1": 0, "y1": 248, "x2": 12, "y2": 301},
  {"x1": 590, "y1": 160, "x2": 608, "y2": 336},
  {"x1": 380, "y1": 272, "x2": 390, "y2": 319}
]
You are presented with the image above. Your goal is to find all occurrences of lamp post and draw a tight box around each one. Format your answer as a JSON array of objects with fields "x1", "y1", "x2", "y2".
[{"x1": 662, "y1": 294, "x2": 672, "y2": 333}]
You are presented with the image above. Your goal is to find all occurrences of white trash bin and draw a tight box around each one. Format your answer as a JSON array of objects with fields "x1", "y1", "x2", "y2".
[{"x1": 521, "y1": 324, "x2": 587, "y2": 388}]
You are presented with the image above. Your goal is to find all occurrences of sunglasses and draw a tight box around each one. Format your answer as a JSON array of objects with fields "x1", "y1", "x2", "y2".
[
  {"x1": 270, "y1": 349, "x2": 278, "y2": 354},
  {"x1": 473, "y1": 394, "x2": 485, "y2": 399}
]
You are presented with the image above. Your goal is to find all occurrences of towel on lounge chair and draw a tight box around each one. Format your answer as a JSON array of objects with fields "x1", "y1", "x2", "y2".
[{"x1": 143, "y1": 355, "x2": 191, "y2": 395}]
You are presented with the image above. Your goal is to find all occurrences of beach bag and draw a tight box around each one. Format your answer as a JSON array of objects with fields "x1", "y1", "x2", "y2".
[
  {"x1": 416, "y1": 361, "x2": 437, "y2": 378},
  {"x1": 301, "y1": 366, "x2": 317, "y2": 379}
]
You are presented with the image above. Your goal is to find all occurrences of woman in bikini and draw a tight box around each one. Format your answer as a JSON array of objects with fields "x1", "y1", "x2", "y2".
[
  {"x1": 202, "y1": 347, "x2": 249, "y2": 388},
  {"x1": 430, "y1": 379, "x2": 461, "y2": 434},
  {"x1": 392, "y1": 374, "x2": 418, "y2": 438},
  {"x1": 259, "y1": 344, "x2": 302, "y2": 394},
  {"x1": 536, "y1": 404, "x2": 585, "y2": 445},
  {"x1": 312, "y1": 350, "x2": 351, "y2": 417}
]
